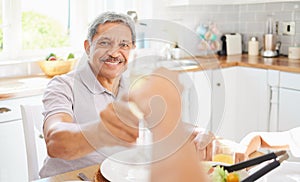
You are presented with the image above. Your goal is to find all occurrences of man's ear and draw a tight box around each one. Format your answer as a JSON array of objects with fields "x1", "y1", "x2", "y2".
[{"x1": 84, "y1": 40, "x2": 90, "y2": 56}]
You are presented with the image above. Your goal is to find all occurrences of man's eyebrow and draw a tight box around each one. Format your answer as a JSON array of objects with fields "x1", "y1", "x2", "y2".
[
  {"x1": 97, "y1": 37, "x2": 111, "y2": 41},
  {"x1": 121, "y1": 40, "x2": 132, "y2": 43}
]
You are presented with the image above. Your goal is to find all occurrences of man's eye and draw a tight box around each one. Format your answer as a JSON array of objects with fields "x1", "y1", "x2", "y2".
[
  {"x1": 98, "y1": 41, "x2": 110, "y2": 46},
  {"x1": 120, "y1": 43, "x2": 130, "y2": 48}
]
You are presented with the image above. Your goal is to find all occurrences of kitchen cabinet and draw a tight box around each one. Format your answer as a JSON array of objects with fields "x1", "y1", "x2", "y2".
[
  {"x1": 234, "y1": 67, "x2": 269, "y2": 141},
  {"x1": 192, "y1": 69, "x2": 212, "y2": 129},
  {"x1": 194, "y1": 67, "x2": 270, "y2": 142},
  {"x1": 181, "y1": 70, "x2": 212, "y2": 129},
  {"x1": 0, "y1": 95, "x2": 42, "y2": 182},
  {"x1": 269, "y1": 71, "x2": 300, "y2": 132},
  {"x1": 278, "y1": 88, "x2": 300, "y2": 131},
  {"x1": 212, "y1": 67, "x2": 237, "y2": 141}
]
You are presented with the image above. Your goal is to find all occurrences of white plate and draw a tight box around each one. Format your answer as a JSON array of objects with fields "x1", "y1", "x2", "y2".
[
  {"x1": 251, "y1": 161, "x2": 300, "y2": 182},
  {"x1": 100, "y1": 148, "x2": 151, "y2": 182}
]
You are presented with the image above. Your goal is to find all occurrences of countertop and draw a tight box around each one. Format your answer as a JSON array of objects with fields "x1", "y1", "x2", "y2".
[
  {"x1": 1, "y1": 54, "x2": 300, "y2": 100},
  {"x1": 0, "y1": 75, "x2": 50, "y2": 100},
  {"x1": 189, "y1": 54, "x2": 300, "y2": 73}
]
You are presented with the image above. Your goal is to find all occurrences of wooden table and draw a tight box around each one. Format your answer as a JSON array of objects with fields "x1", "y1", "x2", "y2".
[
  {"x1": 32, "y1": 151, "x2": 264, "y2": 182},
  {"x1": 33, "y1": 164, "x2": 109, "y2": 182}
]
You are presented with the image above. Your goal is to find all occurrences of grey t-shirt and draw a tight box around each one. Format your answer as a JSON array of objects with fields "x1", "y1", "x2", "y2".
[{"x1": 39, "y1": 62, "x2": 128, "y2": 177}]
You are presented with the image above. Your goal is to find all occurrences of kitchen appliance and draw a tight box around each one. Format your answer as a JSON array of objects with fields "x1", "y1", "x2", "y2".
[
  {"x1": 225, "y1": 33, "x2": 242, "y2": 55},
  {"x1": 262, "y1": 34, "x2": 281, "y2": 57},
  {"x1": 217, "y1": 33, "x2": 242, "y2": 56},
  {"x1": 262, "y1": 15, "x2": 281, "y2": 57}
]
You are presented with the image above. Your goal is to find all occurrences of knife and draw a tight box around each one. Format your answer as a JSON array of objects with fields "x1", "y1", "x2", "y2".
[{"x1": 78, "y1": 172, "x2": 91, "y2": 181}]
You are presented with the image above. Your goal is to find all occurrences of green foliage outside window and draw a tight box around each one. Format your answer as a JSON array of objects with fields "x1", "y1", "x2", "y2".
[
  {"x1": 22, "y1": 11, "x2": 70, "y2": 50},
  {"x1": 0, "y1": 11, "x2": 70, "y2": 52}
]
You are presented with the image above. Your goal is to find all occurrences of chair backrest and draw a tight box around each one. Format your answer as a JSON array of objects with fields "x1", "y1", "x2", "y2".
[{"x1": 20, "y1": 104, "x2": 47, "y2": 181}]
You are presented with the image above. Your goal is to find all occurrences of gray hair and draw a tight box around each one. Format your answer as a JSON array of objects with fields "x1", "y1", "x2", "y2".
[{"x1": 87, "y1": 12, "x2": 136, "y2": 44}]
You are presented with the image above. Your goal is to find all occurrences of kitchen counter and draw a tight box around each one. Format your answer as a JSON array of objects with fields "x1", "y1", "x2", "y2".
[
  {"x1": 1, "y1": 54, "x2": 300, "y2": 100},
  {"x1": 0, "y1": 75, "x2": 50, "y2": 100},
  {"x1": 190, "y1": 54, "x2": 300, "y2": 73}
]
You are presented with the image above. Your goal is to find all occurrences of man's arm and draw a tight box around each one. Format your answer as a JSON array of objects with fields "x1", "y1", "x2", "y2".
[{"x1": 43, "y1": 103, "x2": 139, "y2": 160}]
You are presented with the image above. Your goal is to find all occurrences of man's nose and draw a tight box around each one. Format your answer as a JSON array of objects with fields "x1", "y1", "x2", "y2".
[{"x1": 107, "y1": 45, "x2": 121, "y2": 58}]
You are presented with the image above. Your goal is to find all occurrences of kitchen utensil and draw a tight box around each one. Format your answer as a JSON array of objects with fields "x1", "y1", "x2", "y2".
[
  {"x1": 38, "y1": 59, "x2": 76, "y2": 77},
  {"x1": 215, "y1": 150, "x2": 286, "y2": 172},
  {"x1": 213, "y1": 150, "x2": 289, "y2": 182},
  {"x1": 77, "y1": 172, "x2": 90, "y2": 181},
  {"x1": 241, "y1": 151, "x2": 289, "y2": 182}
]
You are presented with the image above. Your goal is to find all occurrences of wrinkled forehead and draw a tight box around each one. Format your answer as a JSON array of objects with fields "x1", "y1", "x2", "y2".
[{"x1": 93, "y1": 22, "x2": 132, "y2": 42}]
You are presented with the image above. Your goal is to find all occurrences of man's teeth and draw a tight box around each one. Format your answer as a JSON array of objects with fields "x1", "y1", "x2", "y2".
[{"x1": 104, "y1": 61, "x2": 120, "y2": 65}]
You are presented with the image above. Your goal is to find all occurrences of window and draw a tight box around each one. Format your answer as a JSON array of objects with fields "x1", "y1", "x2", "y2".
[
  {"x1": 0, "y1": 0, "x2": 87, "y2": 61},
  {"x1": 0, "y1": 0, "x2": 152, "y2": 62},
  {"x1": 21, "y1": 0, "x2": 70, "y2": 50}
]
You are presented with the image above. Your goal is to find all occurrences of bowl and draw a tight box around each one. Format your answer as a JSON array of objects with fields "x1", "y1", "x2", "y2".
[{"x1": 38, "y1": 59, "x2": 76, "y2": 77}]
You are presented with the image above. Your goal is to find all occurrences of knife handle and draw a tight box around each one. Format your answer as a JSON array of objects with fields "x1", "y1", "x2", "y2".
[
  {"x1": 224, "y1": 152, "x2": 277, "y2": 172},
  {"x1": 240, "y1": 160, "x2": 280, "y2": 182}
]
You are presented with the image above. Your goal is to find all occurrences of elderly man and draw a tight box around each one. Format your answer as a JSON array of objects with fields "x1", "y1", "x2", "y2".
[
  {"x1": 40, "y1": 12, "x2": 139, "y2": 177},
  {"x1": 40, "y1": 11, "x2": 216, "y2": 179}
]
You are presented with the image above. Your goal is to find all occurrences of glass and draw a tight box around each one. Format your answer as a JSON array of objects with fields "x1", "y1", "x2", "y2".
[{"x1": 212, "y1": 138, "x2": 235, "y2": 165}]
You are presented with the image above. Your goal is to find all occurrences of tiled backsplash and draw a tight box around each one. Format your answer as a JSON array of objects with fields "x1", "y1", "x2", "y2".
[{"x1": 153, "y1": 1, "x2": 300, "y2": 56}]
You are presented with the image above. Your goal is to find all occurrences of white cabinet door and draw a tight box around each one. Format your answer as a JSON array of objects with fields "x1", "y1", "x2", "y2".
[
  {"x1": 214, "y1": 67, "x2": 269, "y2": 142},
  {"x1": 278, "y1": 88, "x2": 300, "y2": 131},
  {"x1": 234, "y1": 67, "x2": 269, "y2": 142},
  {"x1": 192, "y1": 67, "x2": 269, "y2": 142},
  {"x1": 0, "y1": 120, "x2": 28, "y2": 182},
  {"x1": 192, "y1": 70, "x2": 212, "y2": 130},
  {"x1": 277, "y1": 71, "x2": 300, "y2": 132},
  {"x1": 0, "y1": 95, "x2": 43, "y2": 182},
  {"x1": 213, "y1": 67, "x2": 238, "y2": 141}
]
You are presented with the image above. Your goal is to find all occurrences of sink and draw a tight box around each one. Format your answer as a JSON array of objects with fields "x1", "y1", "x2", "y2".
[{"x1": 157, "y1": 59, "x2": 199, "y2": 71}]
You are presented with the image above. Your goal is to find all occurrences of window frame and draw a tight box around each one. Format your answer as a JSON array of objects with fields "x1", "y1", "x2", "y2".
[
  {"x1": 0, "y1": 0, "x2": 152, "y2": 62},
  {"x1": 0, "y1": 0, "x2": 89, "y2": 62}
]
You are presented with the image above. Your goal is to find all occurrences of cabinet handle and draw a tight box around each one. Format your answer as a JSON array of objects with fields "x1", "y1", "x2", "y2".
[
  {"x1": 0, "y1": 107, "x2": 11, "y2": 114},
  {"x1": 216, "y1": 83, "x2": 221, "y2": 87}
]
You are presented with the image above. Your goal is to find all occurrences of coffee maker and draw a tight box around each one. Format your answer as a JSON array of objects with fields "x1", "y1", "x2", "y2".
[{"x1": 262, "y1": 15, "x2": 281, "y2": 57}]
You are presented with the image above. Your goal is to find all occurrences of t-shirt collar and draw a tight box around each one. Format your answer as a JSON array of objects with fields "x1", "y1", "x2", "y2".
[{"x1": 79, "y1": 62, "x2": 126, "y2": 97}]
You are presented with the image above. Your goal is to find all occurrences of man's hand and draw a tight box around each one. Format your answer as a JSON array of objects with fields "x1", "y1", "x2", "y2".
[
  {"x1": 100, "y1": 102, "x2": 139, "y2": 143},
  {"x1": 192, "y1": 129, "x2": 214, "y2": 161}
]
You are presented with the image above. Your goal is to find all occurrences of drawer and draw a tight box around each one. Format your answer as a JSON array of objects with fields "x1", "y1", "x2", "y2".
[
  {"x1": 280, "y1": 72, "x2": 300, "y2": 90},
  {"x1": 0, "y1": 95, "x2": 42, "y2": 123}
]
